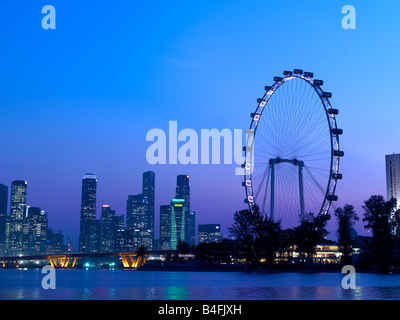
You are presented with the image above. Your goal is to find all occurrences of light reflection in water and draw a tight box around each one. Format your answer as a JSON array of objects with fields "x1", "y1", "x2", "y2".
[{"x1": 0, "y1": 269, "x2": 400, "y2": 300}]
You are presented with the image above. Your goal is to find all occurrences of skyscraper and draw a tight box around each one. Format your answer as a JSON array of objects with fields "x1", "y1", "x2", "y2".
[
  {"x1": 386, "y1": 153, "x2": 400, "y2": 211},
  {"x1": 126, "y1": 194, "x2": 147, "y2": 229},
  {"x1": 170, "y1": 198, "x2": 186, "y2": 250},
  {"x1": 126, "y1": 193, "x2": 152, "y2": 249},
  {"x1": 160, "y1": 205, "x2": 171, "y2": 250},
  {"x1": 0, "y1": 184, "x2": 8, "y2": 255},
  {"x1": 100, "y1": 205, "x2": 116, "y2": 252},
  {"x1": 79, "y1": 173, "x2": 97, "y2": 253},
  {"x1": 9, "y1": 180, "x2": 27, "y2": 255},
  {"x1": 176, "y1": 175, "x2": 190, "y2": 211},
  {"x1": 22, "y1": 207, "x2": 48, "y2": 255},
  {"x1": 142, "y1": 171, "x2": 155, "y2": 243},
  {"x1": 175, "y1": 175, "x2": 195, "y2": 246}
]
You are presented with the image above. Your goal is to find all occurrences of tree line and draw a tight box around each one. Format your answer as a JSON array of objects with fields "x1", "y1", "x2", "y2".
[
  {"x1": 226, "y1": 195, "x2": 400, "y2": 271},
  {"x1": 172, "y1": 195, "x2": 400, "y2": 272}
]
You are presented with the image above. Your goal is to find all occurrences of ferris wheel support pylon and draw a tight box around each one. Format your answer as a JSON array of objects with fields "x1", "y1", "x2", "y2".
[{"x1": 269, "y1": 158, "x2": 305, "y2": 223}]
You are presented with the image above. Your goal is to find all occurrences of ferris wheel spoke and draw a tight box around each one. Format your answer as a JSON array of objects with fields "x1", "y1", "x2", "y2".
[{"x1": 245, "y1": 70, "x2": 342, "y2": 229}]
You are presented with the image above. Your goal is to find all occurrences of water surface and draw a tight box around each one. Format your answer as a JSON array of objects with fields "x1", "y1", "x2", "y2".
[{"x1": 1, "y1": 269, "x2": 399, "y2": 300}]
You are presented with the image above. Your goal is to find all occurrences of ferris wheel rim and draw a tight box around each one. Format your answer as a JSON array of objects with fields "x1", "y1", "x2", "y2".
[{"x1": 243, "y1": 70, "x2": 342, "y2": 222}]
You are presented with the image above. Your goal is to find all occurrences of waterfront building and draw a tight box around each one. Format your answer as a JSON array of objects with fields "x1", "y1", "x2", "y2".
[
  {"x1": 9, "y1": 180, "x2": 27, "y2": 255},
  {"x1": 133, "y1": 228, "x2": 152, "y2": 249},
  {"x1": 47, "y1": 229, "x2": 67, "y2": 254},
  {"x1": 127, "y1": 172, "x2": 156, "y2": 251},
  {"x1": 126, "y1": 194, "x2": 147, "y2": 230},
  {"x1": 198, "y1": 224, "x2": 223, "y2": 244},
  {"x1": 0, "y1": 184, "x2": 8, "y2": 255},
  {"x1": 114, "y1": 229, "x2": 136, "y2": 252},
  {"x1": 78, "y1": 173, "x2": 97, "y2": 253},
  {"x1": 160, "y1": 205, "x2": 171, "y2": 250},
  {"x1": 101, "y1": 205, "x2": 116, "y2": 252},
  {"x1": 88, "y1": 220, "x2": 101, "y2": 253},
  {"x1": 175, "y1": 175, "x2": 195, "y2": 246},
  {"x1": 142, "y1": 171, "x2": 155, "y2": 244},
  {"x1": 21, "y1": 206, "x2": 48, "y2": 255},
  {"x1": 170, "y1": 198, "x2": 186, "y2": 250}
]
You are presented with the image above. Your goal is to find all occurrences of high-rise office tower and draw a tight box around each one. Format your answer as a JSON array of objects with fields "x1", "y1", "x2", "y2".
[
  {"x1": 9, "y1": 180, "x2": 27, "y2": 255},
  {"x1": 47, "y1": 229, "x2": 66, "y2": 254},
  {"x1": 126, "y1": 193, "x2": 152, "y2": 250},
  {"x1": 175, "y1": 175, "x2": 195, "y2": 246},
  {"x1": 22, "y1": 207, "x2": 48, "y2": 255},
  {"x1": 0, "y1": 184, "x2": 8, "y2": 255},
  {"x1": 176, "y1": 175, "x2": 190, "y2": 211},
  {"x1": 79, "y1": 173, "x2": 97, "y2": 253},
  {"x1": 170, "y1": 198, "x2": 186, "y2": 250},
  {"x1": 101, "y1": 205, "x2": 116, "y2": 252},
  {"x1": 142, "y1": 171, "x2": 155, "y2": 243},
  {"x1": 114, "y1": 215, "x2": 125, "y2": 232},
  {"x1": 88, "y1": 219, "x2": 101, "y2": 253},
  {"x1": 160, "y1": 205, "x2": 171, "y2": 250},
  {"x1": 126, "y1": 194, "x2": 147, "y2": 229},
  {"x1": 386, "y1": 153, "x2": 400, "y2": 211}
]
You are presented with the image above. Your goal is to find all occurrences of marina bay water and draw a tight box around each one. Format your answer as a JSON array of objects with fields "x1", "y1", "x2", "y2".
[{"x1": 1, "y1": 269, "x2": 400, "y2": 300}]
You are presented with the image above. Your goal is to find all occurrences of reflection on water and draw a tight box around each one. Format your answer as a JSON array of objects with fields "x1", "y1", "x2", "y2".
[{"x1": 1, "y1": 269, "x2": 400, "y2": 300}]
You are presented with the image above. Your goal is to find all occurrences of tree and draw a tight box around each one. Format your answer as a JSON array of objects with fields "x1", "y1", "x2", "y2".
[
  {"x1": 334, "y1": 204, "x2": 359, "y2": 265},
  {"x1": 177, "y1": 239, "x2": 190, "y2": 254},
  {"x1": 138, "y1": 244, "x2": 146, "y2": 256},
  {"x1": 228, "y1": 209, "x2": 254, "y2": 266},
  {"x1": 293, "y1": 212, "x2": 330, "y2": 262},
  {"x1": 362, "y1": 195, "x2": 396, "y2": 272},
  {"x1": 229, "y1": 205, "x2": 282, "y2": 266},
  {"x1": 254, "y1": 216, "x2": 282, "y2": 265}
]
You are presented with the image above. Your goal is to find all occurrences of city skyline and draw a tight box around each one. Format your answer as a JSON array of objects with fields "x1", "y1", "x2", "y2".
[
  {"x1": 1, "y1": 1, "x2": 400, "y2": 249},
  {"x1": 1, "y1": 147, "x2": 399, "y2": 253},
  {"x1": 0, "y1": 170, "x2": 225, "y2": 252}
]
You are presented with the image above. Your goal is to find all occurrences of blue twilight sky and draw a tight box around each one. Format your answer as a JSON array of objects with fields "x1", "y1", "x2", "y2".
[{"x1": 1, "y1": 0, "x2": 400, "y2": 245}]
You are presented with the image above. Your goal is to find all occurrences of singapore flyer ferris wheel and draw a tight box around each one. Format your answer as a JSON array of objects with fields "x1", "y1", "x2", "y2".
[{"x1": 243, "y1": 69, "x2": 343, "y2": 229}]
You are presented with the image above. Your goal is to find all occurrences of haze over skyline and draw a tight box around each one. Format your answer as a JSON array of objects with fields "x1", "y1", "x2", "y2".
[{"x1": 1, "y1": 0, "x2": 400, "y2": 245}]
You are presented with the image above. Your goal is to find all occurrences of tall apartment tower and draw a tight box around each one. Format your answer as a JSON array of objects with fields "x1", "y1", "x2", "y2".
[
  {"x1": 79, "y1": 173, "x2": 97, "y2": 253},
  {"x1": 386, "y1": 153, "x2": 400, "y2": 211},
  {"x1": 142, "y1": 171, "x2": 155, "y2": 242},
  {"x1": 175, "y1": 175, "x2": 195, "y2": 246},
  {"x1": 9, "y1": 180, "x2": 27, "y2": 255}
]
